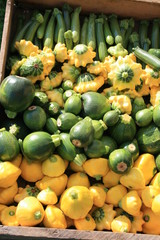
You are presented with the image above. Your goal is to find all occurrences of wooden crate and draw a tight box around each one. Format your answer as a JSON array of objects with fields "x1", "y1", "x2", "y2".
[{"x1": 0, "y1": 0, "x2": 160, "y2": 239}]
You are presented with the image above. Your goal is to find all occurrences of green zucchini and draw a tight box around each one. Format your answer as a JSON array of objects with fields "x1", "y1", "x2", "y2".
[
  {"x1": 62, "y1": 3, "x2": 72, "y2": 31},
  {"x1": 64, "y1": 94, "x2": 82, "y2": 115},
  {"x1": 46, "y1": 102, "x2": 61, "y2": 117},
  {"x1": 100, "y1": 14, "x2": 114, "y2": 45},
  {"x1": 64, "y1": 30, "x2": 73, "y2": 50},
  {"x1": 120, "y1": 19, "x2": 129, "y2": 40},
  {"x1": 153, "y1": 104, "x2": 160, "y2": 127},
  {"x1": 129, "y1": 32, "x2": 140, "y2": 48},
  {"x1": 63, "y1": 90, "x2": 76, "y2": 102},
  {"x1": 143, "y1": 38, "x2": 151, "y2": 52},
  {"x1": 103, "y1": 110, "x2": 119, "y2": 127},
  {"x1": 148, "y1": 48, "x2": 160, "y2": 59},
  {"x1": 54, "y1": 8, "x2": 66, "y2": 44},
  {"x1": 80, "y1": 17, "x2": 88, "y2": 45},
  {"x1": 43, "y1": 11, "x2": 55, "y2": 49},
  {"x1": 135, "y1": 108, "x2": 153, "y2": 127},
  {"x1": 131, "y1": 97, "x2": 146, "y2": 119},
  {"x1": 62, "y1": 80, "x2": 73, "y2": 91},
  {"x1": 156, "y1": 154, "x2": 160, "y2": 171},
  {"x1": 151, "y1": 19, "x2": 160, "y2": 49},
  {"x1": 33, "y1": 35, "x2": 42, "y2": 49},
  {"x1": 45, "y1": 117, "x2": 59, "y2": 134},
  {"x1": 37, "y1": 9, "x2": 51, "y2": 39},
  {"x1": 123, "y1": 18, "x2": 135, "y2": 49},
  {"x1": 32, "y1": 91, "x2": 49, "y2": 108},
  {"x1": 108, "y1": 14, "x2": 123, "y2": 44},
  {"x1": 100, "y1": 135, "x2": 117, "y2": 156},
  {"x1": 120, "y1": 139, "x2": 139, "y2": 162},
  {"x1": 84, "y1": 139, "x2": 109, "y2": 158},
  {"x1": 92, "y1": 120, "x2": 107, "y2": 139},
  {"x1": 87, "y1": 13, "x2": 96, "y2": 50},
  {"x1": 139, "y1": 20, "x2": 149, "y2": 48},
  {"x1": 57, "y1": 112, "x2": 80, "y2": 131},
  {"x1": 71, "y1": 6, "x2": 81, "y2": 44}
]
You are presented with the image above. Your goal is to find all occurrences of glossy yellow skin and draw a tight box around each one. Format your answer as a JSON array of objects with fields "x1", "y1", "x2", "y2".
[
  {"x1": 60, "y1": 186, "x2": 93, "y2": 219},
  {"x1": 42, "y1": 154, "x2": 66, "y2": 177},
  {"x1": 111, "y1": 215, "x2": 131, "y2": 233},
  {"x1": 16, "y1": 196, "x2": 44, "y2": 226},
  {"x1": 0, "y1": 204, "x2": 7, "y2": 222},
  {"x1": 141, "y1": 186, "x2": 160, "y2": 208},
  {"x1": 91, "y1": 204, "x2": 116, "y2": 231},
  {"x1": 150, "y1": 172, "x2": 160, "y2": 188},
  {"x1": 41, "y1": 72, "x2": 63, "y2": 91},
  {"x1": 14, "y1": 185, "x2": 40, "y2": 203},
  {"x1": 43, "y1": 205, "x2": 67, "y2": 229},
  {"x1": 11, "y1": 153, "x2": 22, "y2": 168},
  {"x1": 119, "y1": 190, "x2": 142, "y2": 217},
  {"x1": 1, "y1": 206, "x2": 19, "y2": 226},
  {"x1": 46, "y1": 89, "x2": 64, "y2": 107},
  {"x1": 108, "y1": 95, "x2": 132, "y2": 114},
  {"x1": 105, "y1": 184, "x2": 127, "y2": 207},
  {"x1": 0, "y1": 161, "x2": 21, "y2": 188},
  {"x1": 150, "y1": 86, "x2": 160, "y2": 107},
  {"x1": 37, "y1": 188, "x2": 58, "y2": 205},
  {"x1": 0, "y1": 182, "x2": 18, "y2": 205},
  {"x1": 89, "y1": 186, "x2": 106, "y2": 207},
  {"x1": 103, "y1": 170, "x2": 122, "y2": 188},
  {"x1": 151, "y1": 194, "x2": 160, "y2": 215},
  {"x1": 15, "y1": 40, "x2": 39, "y2": 57},
  {"x1": 36, "y1": 174, "x2": 68, "y2": 196},
  {"x1": 74, "y1": 214, "x2": 96, "y2": 230},
  {"x1": 130, "y1": 211, "x2": 145, "y2": 233},
  {"x1": 141, "y1": 65, "x2": 160, "y2": 88},
  {"x1": 69, "y1": 161, "x2": 84, "y2": 172},
  {"x1": 134, "y1": 153, "x2": 157, "y2": 185},
  {"x1": 83, "y1": 158, "x2": 109, "y2": 180},
  {"x1": 67, "y1": 172, "x2": 90, "y2": 188},
  {"x1": 120, "y1": 167, "x2": 145, "y2": 190},
  {"x1": 87, "y1": 61, "x2": 108, "y2": 80},
  {"x1": 20, "y1": 157, "x2": 44, "y2": 182},
  {"x1": 54, "y1": 43, "x2": 68, "y2": 62},
  {"x1": 143, "y1": 206, "x2": 160, "y2": 235}
]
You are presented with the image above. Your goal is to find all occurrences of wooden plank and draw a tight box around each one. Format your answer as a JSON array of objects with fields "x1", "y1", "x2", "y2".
[{"x1": 0, "y1": 226, "x2": 160, "y2": 240}]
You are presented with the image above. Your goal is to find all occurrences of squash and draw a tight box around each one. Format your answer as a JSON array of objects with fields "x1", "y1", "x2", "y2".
[
  {"x1": 67, "y1": 172, "x2": 90, "y2": 188},
  {"x1": 153, "y1": 104, "x2": 160, "y2": 127},
  {"x1": 92, "y1": 120, "x2": 107, "y2": 140},
  {"x1": 103, "y1": 170, "x2": 122, "y2": 188},
  {"x1": 143, "y1": 207, "x2": 160, "y2": 235},
  {"x1": 135, "y1": 108, "x2": 153, "y2": 127},
  {"x1": 108, "y1": 95, "x2": 132, "y2": 115},
  {"x1": 141, "y1": 186, "x2": 160, "y2": 208},
  {"x1": 108, "y1": 43, "x2": 128, "y2": 58},
  {"x1": 46, "y1": 88, "x2": 64, "y2": 108},
  {"x1": 131, "y1": 96, "x2": 147, "y2": 119},
  {"x1": 100, "y1": 135, "x2": 118, "y2": 157},
  {"x1": 89, "y1": 186, "x2": 106, "y2": 207},
  {"x1": 69, "y1": 161, "x2": 84, "y2": 173},
  {"x1": 37, "y1": 187, "x2": 58, "y2": 205},
  {"x1": 16, "y1": 196, "x2": 44, "y2": 226},
  {"x1": 151, "y1": 172, "x2": 160, "y2": 188},
  {"x1": 1, "y1": 206, "x2": 19, "y2": 226},
  {"x1": 14, "y1": 185, "x2": 40, "y2": 203},
  {"x1": 15, "y1": 39, "x2": 39, "y2": 57},
  {"x1": 120, "y1": 139, "x2": 139, "y2": 162},
  {"x1": 105, "y1": 185, "x2": 127, "y2": 207},
  {"x1": 150, "y1": 86, "x2": 160, "y2": 107},
  {"x1": 64, "y1": 94, "x2": 82, "y2": 115},
  {"x1": 0, "y1": 204, "x2": 7, "y2": 222},
  {"x1": 40, "y1": 71, "x2": 63, "y2": 91},
  {"x1": 60, "y1": 186, "x2": 93, "y2": 219},
  {"x1": 103, "y1": 108, "x2": 119, "y2": 127},
  {"x1": 111, "y1": 215, "x2": 131, "y2": 233},
  {"x1": 74, "y1": 214, "x2": 96, "y2": 230},
  {"x1": 0, "y1": 182, "x2": 18, "y2": 205},
  {"x1": 141, "y1": 65, "x2": 160, "y2": 87},
  {"x1": 130, "y1": 211, "x2": 145, "y2": 233},
  {"x1": 87, "y1": 61, "x2": 107, "y2": 80},
  {"x1": 54, "y1": 43, "x2": 68, "y2": 62},
  {"x1": 57, "y1": 112, "x2": 80, "y2": 131},
  {"x1": 43, "y1": 205, "x2": 67, "y2": 229},
  {"x1": 11, "y1": 153, "x2": 22, "y2": 168},
  {"x1": 151, "y1": 194, "x2": 160, "y2": 215},
  {"x1": 61, "y1": 62, "x2": 81, "y2": 82},
  {"x1": 84, "y1": 139, "x2": 110, "y2": 158}
]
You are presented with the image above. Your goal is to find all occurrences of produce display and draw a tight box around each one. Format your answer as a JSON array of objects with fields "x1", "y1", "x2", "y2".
[{"x1": 1, "y1": 3, "x2": 160, "y2": 235}]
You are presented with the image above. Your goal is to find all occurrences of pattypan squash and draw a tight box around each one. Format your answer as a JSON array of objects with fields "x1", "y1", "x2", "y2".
[
  {"x1": 67, "y1": 172, "x2": 90, "y2": 188},
  {"x1": 150, "y1": 86, "x2": 160, "y2": 107},
  {"x1": 36, "y1": 174, "x2": 68, "y2": 196},
  {"x1": 74, "y1": 214, "x2": 96, "y2": 230},
  {"x1": 68, "y1": 44, "x2": 96, "y2": 67},
  {"x1": 103, "y1": 55, "x2": 116, "y2": 73},
  {"x1": 42, "y1": 154, "x2": 66, "y2": 177},
  {"x1": 141, "y1": 65, "x2": 160, "y2": 87},
  {"x1": 15, "y1": 40, "x2": 39, "y2": 57},
  {"x1": 69, "y1": 161, "x2": 84, "y2": 173},
  {"x1": 20, "y1": 157, "x2": 44, "y2": 182},
  {"x1": 151, "y1": 172, "x2": 160, "y2": 188},
  {"x1": 61, "y1": 63, "x2": 81, "y2": 82},
  {"x1": 87, "y1": 61, "x2": 107, "y2": 80},
  {"x1": 60, "y1": 186, "x2": 93, "y2": 219},
  {"x1": 10, "y1": 58, "x2": 26, "y2": 75},
  {"x1": 0, "y1": 161, "x2": 21, "y2": 188},
  {"x1": 41, "y1": 71, "x2": 63, "y2": 91},
  {"x1": 89, "y1": 186, "x2": 106, "y2": 207},
  {"x1": 108, "y1": 95, "x2": 132, "y2": 114},
  {"x1": 141, "y1": 186, "x2": 160, "y2": 208},
  {"x1": 108, "y1": 55, "x2": 143, "y2": 91},
  {"x1": 14, "y1": 185, "x2": 40, "y2": 203},
  {"x1": 83, "y1": 158, "x2": 109, "y2": 181},
  {"x1": 43, "y1": 205, "x2": 67, "y2": 229},
  {"x1": 111, "y1": 215, "x2": 131, "y2": 233},
  {"x1": 119, "y1": 190, "x2": 142, "y2": 217},
  {"x1": 105, "y1": 184, "x2": 127, "y2": 207},
  {"x1": 54, "y1": 43, "x2": 68, "y2": 62},
  {"x1": 1, "y1": 206, "x2": 19, "y2": 226},
  {"x1": 91, "y1": 204, "x2": 116, "y2": 231},
  {"x1": 130, "y1": 211, "x2": 145, "y2": 233},
  {"x1": 143, "y1": 206, "x2": 160, "y2": 235},
  {"x1": 102, "y1": 86, "x2": 119, "y2": 98},
  {"x1": 46, "y1": 88, "x2": 64, "y2": 107},
  {"x1": 151, "y1": 194, "x2": 160, "y2": 215},
  {"x1": 102, "y1": 170, "x2": 122, "y2": 188},
  {"x1": 37, "y1": 187, "x2": 58, "y2": 205},
  {"x1": 0, "y1": 182, "x2": 18, "y2": 205},
  {"x1": 0, "y1": 204, "x2": 7, "y2": 222},
  {"x1": 11, "y1": 153, "x2": 22, "y2": 168},
  {"x1": 108, "y1": 43, "x2": 128, "y2": 58},
  {"x1": 134, "y1": 153, "x2": 157, "y2": 185}
]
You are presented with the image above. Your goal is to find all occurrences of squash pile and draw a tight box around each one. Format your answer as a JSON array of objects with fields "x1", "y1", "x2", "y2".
[{"x1": 0, "y1": 3, "x2": 160, "y2": 236}]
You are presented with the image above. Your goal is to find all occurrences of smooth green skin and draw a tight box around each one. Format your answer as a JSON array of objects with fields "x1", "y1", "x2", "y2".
[
  {"x1": 23, "y1": 131, "x2": 55, "y2": 161},
  {"x1": 101, "y1": 135, "x2": 117, "y2": 156},
  {"x1": 0, "y1": 129, "x2": 20, "y2": 161},
  {"x1": 120, "y1": 139, "x2": 139, "y2": 162},
  {"x1": 92, "y1": 120, "x2": 106, "y2": 140},
  {"x1": 64, "y1": 30, "x2": 73, "y2": 50},
  {"x1": 0, "y1": 75, "x2": 35, "y2": 113},
  {"x1": 131, "y1": 97, "x2": 146, "y2": 119},
  {"x1": 45, "y1": 118, "x2": 59, "y2": 134},
  {"x1": 135, "y1": 108, "x2": 153, "y2": 127},
  {"x1": 139, "y1": 20, "x2": 149, "y2": 48},
  {"x1": 109, "y1": 148, "x2": 133, "y2": 174},
  {"x1": 62, "y1": 3, "x2": 72, "y2": 30},
  {"x1": 84, "y1": 139, "x2": 109, "y2": 158},
  {"x1": 103, "y1": 110, "x2": 119, "y2": 127},
  {"x1": 37, "y1": 10, "x2": 51, "y2": 39},
  {"x1": 108, "y1": 14, "x2": 123, "y2": 44},
  {"x1": 63, "y1": 90, "x2": 76, "y2": 102},
  {"x1": 71, "y1": 7, "x2": 81, "y2": 44},
  {"x1": 70, "y1": 117, "x2": 94, "y2": 148},
  {"x1": 23, "y1": 106, "x2": 47, "y2": 131},
  {"x1": 136, "y1": 123, "x2": 160, "y2": 155},
  {"x1": 32, "y1": 92, "x2": 48, "y2": 108},
  {"x1": 62, "y1": 80, "x2": 73, "y2": 91},
  {"x1": 148, "y1": 48, "x2": 160, "y2": 59},
  {"x1": 87, "y1": 13, "x2": 96, "y2": 50},
  {"x1": 80, "y1": 17, "x2": 88, "y2": 45},
  {"x1": 82, "y1": 92, "x2": 111, "y2": 120},
  {"x1": 151, "y1": 19, "x2": 160, "y2": 49},
  {"x1": 64, "y1": 95, "x2": 82, "y2": 115},
  {"x1": 47, "y1": 102, "x2": 61, "y2": 117},
  {"x1": 153, "y1": 105, "x2": 160, "y2": 127},
  {"x1": 54, "y1": 8, "x2": 66, "y2": 44},
  {"x1": 43, "y1": 12, "x2": 55, "y2": 49},
  {"x1": 57, "y1": 112, "x2": 79, "y2": 131},
  {"x1": 156, "y1": 154, "x2": 160, "y2": 171}
]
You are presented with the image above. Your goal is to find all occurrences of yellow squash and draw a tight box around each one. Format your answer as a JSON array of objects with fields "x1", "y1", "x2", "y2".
[
  {"x1": 143, "y1": 206, "x2": 160, "y2": 235},
  {"x1": 103, "y1": 170, "x2": 122, "y2": 188},
  {"x1": 37, "y1": 187, "x2": 58, "y2": 205},
  {"x1": 111, "y1": 215, "x2": 131, "y2": 233},
  {"x1": 54, "y1": 43, "x2": 68, "y2": 62},
  {"x1": 0, "y1": 182, "x2": 18, "y2": 205},
  {"x1": 67, "y1": 172, "x2": 90, "y2": 188},
  {"x1": 11, "y1": 153, "x2": 22, "y2": 168},
  {"x1": 130, "y1": 211, "x2": 145, "y2": 233},
  {"x1": 105, "y1": 184, "x2": 127, "y2": 207},
  {"x1": 141, "y1": 185, "x2": 160, "y2": 208},
  {"x1": 89, "y1": 185, "x2": 106, "y2": 207},
  {"x1": 1, "y1": 206, "x2": 19, "y2": 226},
  {"x1": 151, "y1": 194, "x2": 160, "y2": 215},
  {"x1": 74, "y1": 214, "x2": 96, "y2": 230},
  {"x1": 14, "y1": 185, "x2": 40, "y2": 203}
]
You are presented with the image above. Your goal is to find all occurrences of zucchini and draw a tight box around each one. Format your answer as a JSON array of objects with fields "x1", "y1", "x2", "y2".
[
  {"x1": 63, "y1": 90, "x2": 76, "y2": 102},
  {"x1": 101, "y1": 14, "x2": 114, "y2": 45},
  {"x1": 108, "y1": 14, "x2": 123, "y2": 44},
  {"x1": 151, "y1": 19, "x2": 160, "y2": 49},
  {"x1": 64, "y1": 30, "x2": 73, "y2": 50},
  {"x1": 37, "y1": 9, "x2": 51, "y2": 39},
  {"x1": 153, "y1": 104, "x2": 160, "y2": 127},
  {"x1": 64, "y1": 94, "x2": 82, "y2": 115},
  {"x1": 148, "y1": 48, "x2": 160, "y2": 59},
  {"x1": 80, "y1": 17, "x2": 88, "y2": 45},
  {"x1": 84, "y1": 139, "x2": 109, "y2": 158},
  {"x1": 54, "y1": 8, "x2": 66, "y2": 44},
  {"x1": 135, "y1": 108, "x2": 153, "y2": 127},
  {"x1": 45, "y1": 117, "x2": 59, "y2": 134},
  {"x1": 57, "y1": 112, "x2": 80, "y2": 131},
  {"x1": 123, "y1": 18, "x2": 135, "y2": 49},
  {"x1": 62, "y1": 3, "x2": 72, "y2": 31},
  {"x1": 101, "y1": 135, "x2": 118, "y2": 156},
  {"x1": 129, "y1": 32, "x2": 140, "y2": 48},
  {"x1": 71, "y1": 6, "x2": 81, "y2": 44},
  {"x1": 46, "y1": 102, "x2": 61, "y2": 117},
  {"x1": 92, "y1": 120, "x2": 107, "y2": 139},
  {"x1": 120, "y1": 139, "x2": 139, "y2": 162},
  {"x1": 62, "y1": 80, "x2": 73, "y2": 91},
  {"x1": 32, "y1": 91, "x2": 49, "y2": 108},
  {"x1": 87, "y1": 13, "x2": 96, "y2": 50},
  {"x1": 131, "y1": 97, "x2": 146, "y2": 119},
  {"x1": 103, "y1": 110, "x2": 119, "y2": 127},
  {"x1": 139, "y1": 20, "x2": 149, "y2": 48},
  {"x1": 120, "y1": 19, "x2": 129, "y2": 40},
  {"x1": 43, "y1": 11, "x2": 55, "y2": 49}
]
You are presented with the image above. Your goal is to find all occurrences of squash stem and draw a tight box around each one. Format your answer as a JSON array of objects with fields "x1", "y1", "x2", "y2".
[{"x1": 73, "y1": 153, "x2": 87, "y2": 166}]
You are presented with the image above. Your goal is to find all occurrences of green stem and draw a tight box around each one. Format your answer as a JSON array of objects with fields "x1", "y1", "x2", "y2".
[
  {"x1": 64, "y1": 30, "x2": 73, "y2": 50},
  {"x1": 80, "y1": 17, "x2": 88, "y2": 45},
  {"x1": 71, "y1": 7, "x2": 81, "y2": 44}
]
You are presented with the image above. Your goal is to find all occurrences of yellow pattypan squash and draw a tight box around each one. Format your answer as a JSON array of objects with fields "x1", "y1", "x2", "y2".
[
  {"x1": 60, "y1": 186, "x2": 93, "y2": 219},
  {"x1": 103, "y1": 55, "x2": 116, "y2": 73},
  {"x1": 15, "y1": 40, "x2": 39, "y2": 57},
  {"x1": 16, "y1": 196, "x2": 44, "y2": 226},
  {"x1": 14, "y1": 185, "x2": 40, "y2": 203},
  {"x1": 143, "y1": 206, "x2": 160, "y2": 235},
  {"x1": 74, "y1": 214, "x2": 96, "y2": 231},
  {"x1": 87, "y1": 61, "x2": 107, "y2": 80},
  {"x1": 36, "y1": 174, "x2": 68, "y2": 196},
  {"x1": 11, "y1": 153, "x2": 22, "y2": 168},
  {"x1": 105, "y1": 184, "x2": 127, "y2": 207},
  {"x1": 91, "y1": 204, "x2": 116, "y2": 231},
  {"x1": 46, "y1": 88, "x2": 64, "y2": 108},
  {"x1": 37, "y1": 187, "x2": 57, "y2": 205},
  {"x1": 41, "y1": 71, "x2": 63, "y2": 91},
  {"x1": 119, "y1": 190, "x2": 142, "y2": 217},
  {"x1": 0, "y1": 182, "x2": 18, "y2": 205},
  {"x1": 120, "y1": 167, "x2": 145, "y2": 190},
  {"x1": 0, "y1": 161, "x2": 21, "y2": 188},
  {"x1": 141, "y1": 65, "x2": 160, "y2": 87},
  {"x1": 68, "y1": 44, "x2": 96, "y2": 67},
  {"x1": 151, "y1": 172, "x2": 160, "y2": 188},
  {"x1": 43, "y1": 205, "x2": 67, "y2": 229},
  {"x1": 108, "y1": 95, "x2": 132, "y2": 115},
  {"x1": 150, "y1": 86, "x2": 160, "y2": 107},
  {"x1": 20, "y1": 157, "x2": 44, "y2": 182},
  {"x1": 103, "y1": 170, "x2": 122, "y2": 188},
  {"x1": 141, "y1": 186, "x2": 160, "y2": 208},
  {"x1": 67, "y1": 172, "x2": 90, "y2": 188},
  {"x1": 89, "y1": 185, "x2": 106, "y2": 207},
  {"x1": 42, "y1": 154, "x2": 66, "y2": 177},
  {"x1": 61, "y1": 62, "x2": 81, "y2": 83},
  {"x1": 0, "y1": 204, "x2": 7, "y2": 222},
  {"x1": 69, "y1": 161, "x2": 84, "y2": 172},
  {"x1": 130, "y1": 211, "x2": 145, "y2": 233},
  {"x1": 1, "y1": 206, "x2": 19, "y2": 226},
  {"x1": 151, "y1": 194, "x2": 160, "y2": 216},
  {"x1": 83, "y1": 158, "x2": 109, "y2": 180},
  {"x1": 10, "y1": 58, "x2": 26, "y2": 75},
  {"x1": 54, "y1": 43, "x2": 68, "y2": 62},
  {"x1": 134, "y1": 153, "x2": 157, "y2": 185},
  {"x1": 111, "y1": 215, "x2": 131, "y2": 233}
]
